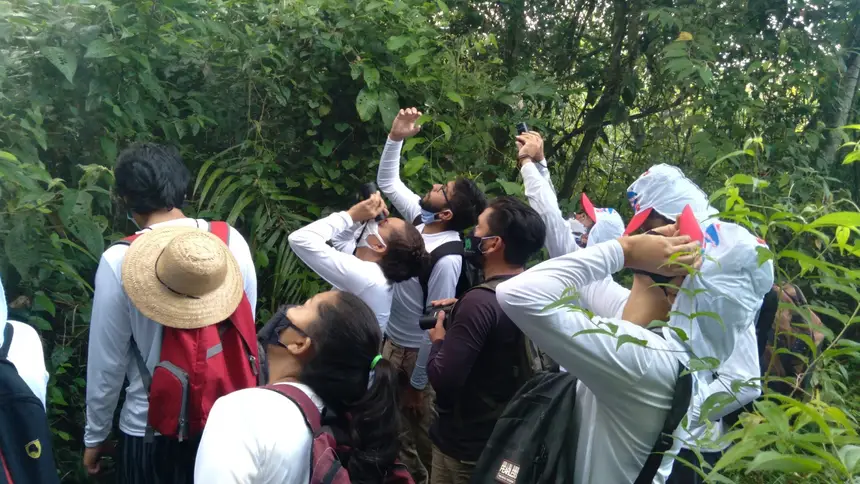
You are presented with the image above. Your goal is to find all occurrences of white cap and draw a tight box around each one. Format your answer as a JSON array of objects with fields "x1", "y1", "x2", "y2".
[
  {"x1": 579, "y1": 193, "x2": 625, "y2": 246},
  {"x1": 625, "y1": 164, "x2": 718, "y2": 234}
]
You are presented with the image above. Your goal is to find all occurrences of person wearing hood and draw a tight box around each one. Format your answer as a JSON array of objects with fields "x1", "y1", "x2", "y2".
[
  {"x1": 288, "y1": 192, "x2": 428, "y2": 334},
  {"x1": 624, "y1": 164, "x2": 774, "y2": 483}
]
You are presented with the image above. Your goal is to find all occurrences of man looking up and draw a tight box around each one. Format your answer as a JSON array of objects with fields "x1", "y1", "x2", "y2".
[
  {"x1": 376, "y1": 108, "x2": 487, "y2": 484},
  {"x1": 426, "y1": 196, "x2": 546, "y2": 484}
]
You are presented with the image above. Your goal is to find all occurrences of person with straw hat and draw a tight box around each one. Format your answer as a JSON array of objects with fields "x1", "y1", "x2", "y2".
[{"x1": 84, "y1": 143, "x2": 258, "y2": 484}]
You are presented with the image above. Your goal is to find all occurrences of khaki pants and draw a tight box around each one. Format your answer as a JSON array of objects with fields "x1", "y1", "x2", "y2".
[
  {"x1": 430, "y1": 445, "x2": 476, "y2": 484},
  {"x1": 382, "y1": 339, "x2": 437, "y2": 484}
]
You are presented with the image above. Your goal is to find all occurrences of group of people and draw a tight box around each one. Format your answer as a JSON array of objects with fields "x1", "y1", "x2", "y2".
[{"x1": 0, "y1": 107, "x2": 777, "y2": 484}]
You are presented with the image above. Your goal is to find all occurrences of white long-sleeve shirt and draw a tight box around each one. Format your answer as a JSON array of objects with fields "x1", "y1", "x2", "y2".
[
  {"x1": 377, "y1": 138, "x2": 461, "y2": 390},
  {"x1": 194, "y1": 382, "x2": 323, "y2": 483},
  {"x1": 84, "y1": 218, "x2": 257, "y2": 447},
  {"x1": 0, "y1": 320, "x2": 49, "y2": 409},
  {"x1": 288, "y1": 212, "x2": 393, "y2": 334},
  {"x1": 496, "y1": 241, "x2": 687, "y2": 484}
]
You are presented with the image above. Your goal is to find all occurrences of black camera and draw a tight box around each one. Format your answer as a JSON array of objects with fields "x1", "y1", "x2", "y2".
[
  {"x1": 516, "y1": 122, "x2": 529, "y2": 134},
  {"x1": 358, "y1": 181, "x2": 385, "y2": 222},
  {"x1": 418, "y1": 304, "x2": 455, "y2": 330}
]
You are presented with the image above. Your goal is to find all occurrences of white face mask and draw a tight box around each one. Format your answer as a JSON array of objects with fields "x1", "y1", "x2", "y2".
[{"x1": 357, "y1": 220, "x2": 386, "y2": 249}]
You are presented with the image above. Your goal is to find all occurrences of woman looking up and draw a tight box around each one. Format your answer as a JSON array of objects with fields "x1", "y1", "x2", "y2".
[
  {"x1": 195, "y1": 290, "x2": 403, "y2": 483},
  {"x1": 288, "y1": 192, "x2": 428, "y2": 333}
]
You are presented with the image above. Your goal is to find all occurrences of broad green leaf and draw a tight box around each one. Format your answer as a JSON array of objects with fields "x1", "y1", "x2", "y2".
[
  {"x1": 355, "y1": 89, "x2": 378, "y2": 121},
  {"x1": 755, "y1": 246, "x2": 774, "y2": 266},
  {"x1": 403, "y1": 137, "x2": 425, "y2": 152},
  {"x1": 842, "y1": 150, "x2": 860, "y2": 165},
  {"x1": 100, "y1": 136, "x2": 117, "y2": 165},
  {"x1": 498, "y1": 180, "x2": 522, "y2": 196},
  {"x1": 616, "y1": 334, "x2": 648, "y2": 350},
  {"x1": 34, "y1": 293, "x2": 56, "y2": 317},
  {"x1": 377, "y1": 89, "x2": 400, "y2": 128},
  {"x1": 84, "y1": 38, "x2": 116, "y2": 59},
  {"x1": 808, "y1": 211, "x2": 860, "y2": 228},
  {"x1": 745, "y1": 451, "x2": 822, "y2": 473},
  {"x1": 838, "y1": 445, "x2": 860, "y2": 472},
  {"x1": 363, "y1": 66, "x2": 380, "y2": 87},
  {"x1": 437, "y1": 121, "x2": 452, "y2": 141},
  {"x1": 403, "y1": 156, "x2": 428, "y2": 177},
  {"x1": 446, "y1": 91, "x2": 465, "y2": 109},
  {"x1": 0, "y1": 151, "x2": 18, "y2": 161},
  {"x1": 386, "y1": 36, "x2": 409, "y2": 51},
  {"x1": 686, "y1": 356, "x2": 721, "y2": 372},
  {"x1": 29, "y1": 316, "x2": 52, "y2": 331},
  {"x1": 699, "y1": 392, "x2": 736, "y2": 421},
  {"x1": 404, "y1": 49, "x2": 428, "y2": 66},
  {"x1": 42, "y1": 47, "x2": 78, "y2": 84},
  {"x1": 708, "y1": 150, "x2": 753, "y2": 174},
  {"x1": 436, "y1": 0, "x2": 449, "y2": 14}
]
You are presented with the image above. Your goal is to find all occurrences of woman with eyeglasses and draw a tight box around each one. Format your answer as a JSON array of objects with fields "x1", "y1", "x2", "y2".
[
  {"x1": 194, "y1": 291, "x2": 403, "y2": 483},
  {"x1": 287, "y1": 192, "x2": 429, "y2": 333}
]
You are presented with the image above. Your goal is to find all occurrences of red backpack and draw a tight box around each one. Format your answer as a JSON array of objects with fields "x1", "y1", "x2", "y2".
[
  {"x1": 264, "y1": 384, "x2": 414, "y2": 484},
  {"x1": 117, "y1": 221, "x2": 261, "y2": 441}
]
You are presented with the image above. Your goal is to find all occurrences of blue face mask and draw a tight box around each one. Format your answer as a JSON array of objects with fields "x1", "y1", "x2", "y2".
[{"x1": 420, "y1": 209, "x2": 440, "y2": 225}]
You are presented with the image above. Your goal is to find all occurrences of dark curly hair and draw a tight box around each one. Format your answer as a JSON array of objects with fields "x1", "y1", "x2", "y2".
[
  {"x1": 377, "y1": 222, "x2": 430, "y2": 283},
  {"x1": 447, "y1": 177, "x2": 487, "y2": 232},
  {"x1": 114, "y1": 143, "x2": 190, "y2": 215}
]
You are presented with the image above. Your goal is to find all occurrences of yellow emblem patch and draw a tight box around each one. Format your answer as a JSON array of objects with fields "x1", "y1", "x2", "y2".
[{"x1": 25, "y1": 439, "x2": 41, "y2": 459}]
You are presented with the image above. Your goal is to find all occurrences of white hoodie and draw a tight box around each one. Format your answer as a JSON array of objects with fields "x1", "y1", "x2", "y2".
[{"x1": 0, "y1": 275, "x2": 49, "y2": 409}]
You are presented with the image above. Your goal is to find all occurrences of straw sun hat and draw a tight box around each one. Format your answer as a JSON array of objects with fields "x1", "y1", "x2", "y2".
[{"x1": 122, "y1": 226, "x2": 243, "y2": 329}]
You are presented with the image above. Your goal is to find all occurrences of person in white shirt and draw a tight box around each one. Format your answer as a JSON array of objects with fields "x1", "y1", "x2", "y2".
[
  {"x1": 195, "y1": 290, "x2": 401, "y2": 484},
  {"x1": 83, "y1": 143, "x2": 257, "y2": 483},
  {"x1": 376, "y1": 108, "x2": 487, "y2": 483},
  {"x1": 0, "y1": 275, "x2": 49, "y2": 409},
  {"x1": 513, "y1": 134, "x2": 773, "y2": 482},
  {"x1": 288, "y1": 192, "x2": 428, "y2": 334}
]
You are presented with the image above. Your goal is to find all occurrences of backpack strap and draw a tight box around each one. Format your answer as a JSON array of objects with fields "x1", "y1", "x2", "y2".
[
  {"x1": 263, "y1": 384, "x2": 321, "y2": 433},
  {"x1": 208, "y1": 221, "x2": 230, "y2": 245},
  {"x1": 634, "y1": 363, "x2": 693, "y2": 484},
  {"x1": 412, "y1": 215, "x2": 422, "y2": 227},
  {"x1": 0, "y1": 324, "x2": 14, "y2": 359},
  {"x1": 418, "y1": 240, "x2": 465, "y2": 308}
]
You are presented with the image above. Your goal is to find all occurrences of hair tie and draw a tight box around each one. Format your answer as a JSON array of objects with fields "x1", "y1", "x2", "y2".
[{"x1": 370, "y1": 354, "x2": 383, "y2": 370}]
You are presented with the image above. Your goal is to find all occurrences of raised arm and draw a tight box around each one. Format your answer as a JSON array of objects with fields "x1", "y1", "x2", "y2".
[
  {"x1": 376, "y1": 108, "x2": 424, "y2": 222},
  {"x1": 288, "y1": 208, "x2": 381, "y2": 295}
]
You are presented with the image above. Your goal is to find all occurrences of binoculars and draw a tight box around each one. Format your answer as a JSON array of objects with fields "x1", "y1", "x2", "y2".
[{"x1": 358, "y1": 182, "x2": 385, "y2": 222}]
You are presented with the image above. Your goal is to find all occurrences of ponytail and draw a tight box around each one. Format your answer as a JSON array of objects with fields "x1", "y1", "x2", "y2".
[{"x1": 346, "y1": 358, "x2": 401, "y2": 483}]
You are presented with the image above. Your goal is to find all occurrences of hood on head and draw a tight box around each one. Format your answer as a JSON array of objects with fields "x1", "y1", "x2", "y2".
[
  {"x1": 585, "y1": 207, "x2": 626, "y2": 247},
  {"x1": 666, "y1": 222, "x2": 774, "y2": 364},
  {"x1": 624, "y1": 164, "x2": 718, "y2": 235}
]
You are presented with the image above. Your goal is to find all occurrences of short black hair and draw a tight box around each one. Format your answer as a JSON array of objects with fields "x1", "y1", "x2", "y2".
[
  {"x1": 486, "y1": 196, "x2": 546, "y2": 266},
  {"x1": 447, "y1": 177, "x2": 487, "y2": 232},
  {"x1": 378, "y1": 223, "x2": 430, "y2": 283},
  {"x1": 114, "y1": 143, "x2": 190, "y2": 215}
]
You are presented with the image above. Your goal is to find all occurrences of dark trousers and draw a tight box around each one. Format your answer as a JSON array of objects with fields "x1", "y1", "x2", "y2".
[
  {"x1": 118, "y1": 432, "x2": 200, "y2": 484},
  {"x1": 667, "y1": 447, "x2": 724, "y2": 484}
]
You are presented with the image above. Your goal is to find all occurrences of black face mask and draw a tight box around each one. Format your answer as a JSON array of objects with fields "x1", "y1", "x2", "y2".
[
  {"x1": 464, "y1": 230, "x2": 499, "y2": 268},
  {"x1": 257, "y1": 305, "x2": 307, "y2": 349}
]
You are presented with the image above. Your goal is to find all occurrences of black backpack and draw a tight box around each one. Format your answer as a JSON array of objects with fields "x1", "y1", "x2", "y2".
[
  {"x1": 411, "y1": 218, "x2": 481, "y2": 309},
  {"x1": 472, "y1": 364, "x2": 692, "y2": 484},
  {"x1": 0, "y1": 324, "x2": 60, "y2": 484}
]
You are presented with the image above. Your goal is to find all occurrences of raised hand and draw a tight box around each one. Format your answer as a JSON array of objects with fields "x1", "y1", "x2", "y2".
[
  {"x1": 619, "y1": 233, "x2": 701, "y2": 276},
  {"x1": 389, "y1": 107, "x2": 423, "y2": 141},
  {"x1": 348, "y1": 192, "x2": 389, "y2": 222},
  {"x1": 515, "y1": 131, "x2": 545, "y2": 165}
]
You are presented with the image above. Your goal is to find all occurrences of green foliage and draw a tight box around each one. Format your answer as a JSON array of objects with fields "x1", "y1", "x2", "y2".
[{"x1": 1, "y1": 0, "x2": 859, "y2": 482}]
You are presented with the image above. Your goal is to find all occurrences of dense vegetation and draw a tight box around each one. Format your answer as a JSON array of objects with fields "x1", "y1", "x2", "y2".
[{"x1": 1, "y1": 0, "x2": 859, "y2": 481}]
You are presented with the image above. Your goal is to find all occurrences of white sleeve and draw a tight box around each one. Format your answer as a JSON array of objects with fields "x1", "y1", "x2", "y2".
[
  {"x1": 521, "y1": 162, "x2": 578, "y2": 259},
  {"x1": 288, "y1": 212, "x2": 377, "y2": 295},
  {"x1": 410, "y1": 254, "x2": 461, "y2": 389},
  {"x1": 376, "y1": 138, "x2": 422, "y2": 223},
  {"x1": 6, "y1": 321, "x2": 49, "y2": 409},
  {"x1": 330, "y1": 221, "x2": 361, "y2": 254},
  {"x1": 84, "y1": 254, "x2": 132, "y2": 446},
  {"x1": 694, "y1": 325, "x2": 762, "y2": 422},
  {"x1": 228, "y1": 226, "x2": 258, "y2": 319},
  {"x1": 496, "y1": 241, "x2": 670, "y2": 399}
]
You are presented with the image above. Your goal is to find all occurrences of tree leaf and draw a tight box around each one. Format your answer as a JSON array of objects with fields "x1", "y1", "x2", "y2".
[
  {"x1": 841, "y1": 150, "x2": 860, "y2": 165},
  {"x1": 403, "y1": 137, "x2": 425, "y2": 152},
  {"x1": 386, "y1": 36, "x2": 409, "y2": 51},
  {"x1": 808, "y1": 211, "x2": 860, "y2": 228},
  {"x1": 84, "y1": 38, "x2": 116, "y2": 59},
  {"x1": 498, "y1": 180, "x2": 522, "y2": 196},
  {"x1": 745, "y1": 451, "x2": 822, "y2": 474},
  {"x1": 377, "y1": 89, "x2": 400, "y2": 128},
  {"x1": 404, "y1": 49, "x2": 428, "y2": 66},
  {"x1": 100, "y1": 136, "x2": 117, "y2": 165},
  {"x1": 446, "y1": 91, "x2": 465, "y2": 109},
  {"x1": 363, "y1": 66, "x2": 380, "y2": 88},
  {"x1": 677, "y1": 31, "x2": 694, "y2": 41},
  {"x1": 355, "y1": 89, "x2": 378, "y2": 121},
  {"x1": 34, "y1": 293, "x2": 56, "y2": 317},
  {"x1": 403, "y1": 156, "x2": 428, "y2": 177},
  {"x1": 41, "y1": 47, "x2": 78, "y2": 84},
  {"x1": 616, "y1": 334, "x2": 648, "y2": 350},
  {"x1": 436, "y1": 121, "x2": 452, "y2": 141}
]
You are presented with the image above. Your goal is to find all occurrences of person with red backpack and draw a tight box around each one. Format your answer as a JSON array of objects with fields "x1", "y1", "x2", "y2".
[
  {"x1": 83, "y1": 144, "x2": 258, "y2": 483},
  {"x1": 195, "y1": 290, "x2": 413, "y2": 484}
]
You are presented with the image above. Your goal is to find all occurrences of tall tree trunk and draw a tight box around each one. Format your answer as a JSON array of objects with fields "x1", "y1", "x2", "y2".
[{"x1": 822, "y1": 15, "x2": 860, "y2": 166}]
